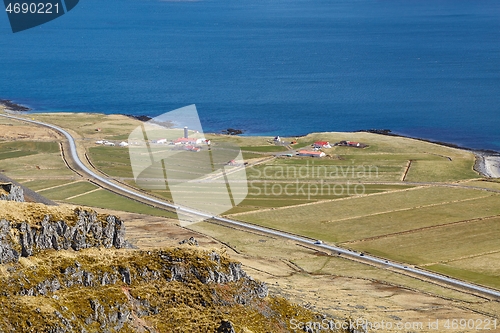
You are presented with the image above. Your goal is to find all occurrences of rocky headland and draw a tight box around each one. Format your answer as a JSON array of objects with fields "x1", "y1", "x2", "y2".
[{"x1": 0, "y1": 190, "x2": 334, "y2": 333}]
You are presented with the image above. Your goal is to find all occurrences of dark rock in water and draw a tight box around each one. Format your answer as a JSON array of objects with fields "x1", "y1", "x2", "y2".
[
  {"x1": 125, "y1": 114, "x2": 152, "y2": 122},
  {"x1": 0, "y1": 183, "x2": 24, "y2": 202},
  {"x1": 359, "y1": 129, "x2": 392, "y2": 135},
  {"x1": 217, "y1": 320, "x2": 235, "y2": 333},
  {"x1": 0, "y1": 99, "x2": 31, "y2": 111},
  {"x1": 221, "y1": 128, "x2": 244, "y2": 135}
]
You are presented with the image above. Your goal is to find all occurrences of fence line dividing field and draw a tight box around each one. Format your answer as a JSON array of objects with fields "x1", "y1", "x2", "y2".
[
  {"x1": 229, "y1": 185, "x2": 426, "y2": 217},
  {"x1": 340, "y1": 213, "x2": 500, "y2": 245}
]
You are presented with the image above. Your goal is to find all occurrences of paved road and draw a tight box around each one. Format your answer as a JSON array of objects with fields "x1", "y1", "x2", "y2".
[{"x1": 2, "y1": 113, "x2": 500, "y2": 299}]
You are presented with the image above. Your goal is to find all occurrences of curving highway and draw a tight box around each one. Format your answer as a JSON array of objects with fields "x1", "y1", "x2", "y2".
[{"x1": 2, "y1": 112, "x2": 500, "y2": 300}]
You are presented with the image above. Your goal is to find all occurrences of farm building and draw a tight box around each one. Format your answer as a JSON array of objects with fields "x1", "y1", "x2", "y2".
[
  {"x1": 174, "y1": 137, "x2": 207, "y2": 145},
  {"x1": 313, "y1": 141, "x2": 331, "y2": 149},
  {"x1": 174, "y1": 137, "x2": 198, "y2": 145},
  {"x1": 336, "y1": 140, "x2": 367, "y2": 148},
  {"x1": 347, "y1": 141, "x2": 361, "y2": 147},
  {"x1": 184, "y1": 145, "x2": 201, "y2": 152},
  {"x1": 297, "y1": 150, "x2": 326, "y2": 158}
]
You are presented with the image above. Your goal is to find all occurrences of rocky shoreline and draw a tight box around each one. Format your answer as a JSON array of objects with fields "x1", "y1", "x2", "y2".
[
  {"x1": 474, "y1": 152, "x2": 500, "y2": 178},
  {"x1": 0, "y1": 99, "x2": 31, "y2": 112},
  {"x1": 360, "y1": 129, "x2": 499, "y2": 178}
]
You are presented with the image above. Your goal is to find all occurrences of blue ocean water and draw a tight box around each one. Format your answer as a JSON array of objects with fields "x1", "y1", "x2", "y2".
[{"x1": 0, "y1": 0, "x2": 499, "y2": 151}]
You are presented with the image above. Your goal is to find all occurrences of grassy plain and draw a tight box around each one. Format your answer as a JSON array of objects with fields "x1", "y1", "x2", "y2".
[
  {"x1": 188, "y1": 221, "x2": 500, "y2": 328},
  {"x1": 463, "y1": 179, "x2": 500, "y2": 191},
  {"x1": 28, "y1": 112, "x2": 142, "y2": 140},
  {"x1": 232, "y1": 186, "x2": 487, "y2": 225},
  {"x1": 18, "y1": 179, "x2": 74, "y2": 191},
  {"x1": 2, "y1": 111, "x2": 499, "y2": 309},
  {"x1": 66, "y1": 188, "x2": 177, "y2": 218},
  {"x1": 88, "y1": 146, "x2": 133, "y2": 178},
  {"x1": 426, "y1": 251, "x2": 500, "y2": 289},
  {"x1": 348, "y1": 216, "x2": 500, "y2": 264},
  {"x1": 37, "y1": 181, "x2": 98, "y2": 200}
]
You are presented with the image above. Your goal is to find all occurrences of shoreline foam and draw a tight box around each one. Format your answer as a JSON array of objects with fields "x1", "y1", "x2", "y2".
[{"x1": 483, "y1": 156, "x2": 500, "y2": 178}]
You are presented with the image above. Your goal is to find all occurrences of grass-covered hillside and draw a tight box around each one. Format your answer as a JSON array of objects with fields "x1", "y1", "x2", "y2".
[{"x1": 0, "y1": 200, "x2": 341, "y2": 333}]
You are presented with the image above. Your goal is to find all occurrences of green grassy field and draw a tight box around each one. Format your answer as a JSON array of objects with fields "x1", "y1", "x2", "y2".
[
  {"x1": 0, "y1": 153, "x2": 74, "y2": 178},
  {"x1": 329, "y1": 194, "x2": 500, "y2": 243},
  {"x1": 67, "y1": 188, "x2": 177, "y2": 218},
  {"x1": 189, "y1": 221, "x2": 484, "y2": 303},
  {"x1": 426, "y1": 252, "x2": 500, "y2": 289},
  {"x1": 5, "y1": 113, "x2": 497, "y2": 292},
  {"x1": 233, "y1": 186, "x2": 488, "y2": 225},
  {"x1": 38, "y1": 181, "x2": 98, "y2": 200},
  {"x1": 29, "y1": 113, "x2": 142, "y2": 139},
  {"x1": 463, "y1": 179, "x2": 500, "y2": 191},
  {"x1": 239, "y1": 145, "x2": 288, "y2": 153},
  {"x1": 228, "y1": 184, "x2": 500, "y2": 289},
  {"x1": 0, "y1": 141, "x2": 59, "y2": 160},
  {"x1": 426, "y1": 263, "x2": 500, "y2": 290},
  {"x1": 348, "y1": 216, "x2": 500, "y2": 265},
  {"x1": 88, "y1": 146, "x2": 134, "y2": 178},
  {"x1": 18, "y1": 179, "x2": 74, "y2": 191}
]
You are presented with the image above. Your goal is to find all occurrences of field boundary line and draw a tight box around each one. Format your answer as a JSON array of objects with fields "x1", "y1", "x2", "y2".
[
  {"x1": 401, "y1": 160, "x2": 412, "y2": 181},
  {"x1": 65, "y1": 187, "x2": 102, "y2": 200},
  {"x1": 36, "y1": 180, "x2": 82, "y2": 193},
  {"x1": 421, "y1": 249, "x2": 500, "y2": 267},
  {"x1": 228, "y1": 185, "x2": 427, "y2": 217},
  {"x1": 323, "y1": 193, "x2": 494, "y2": 225},
  {"x1": 341, "y1": 214, "x2": 500, "y2": 245}
]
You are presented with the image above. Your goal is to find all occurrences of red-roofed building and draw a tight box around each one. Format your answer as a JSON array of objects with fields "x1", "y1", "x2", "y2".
[
  {"x1": 347, "y1": 141, "x2": 361, "y2": 147},
  {"x1": 298, "y1": 150, "x2": 326, "y2": 158},
  {"x1": 184, "y1": 145, "x2": 201, "y2": 152},
  {"x1": 174, "y1": 137, "x2": 198, "y2": 145},
  {"x1": 313, "y1": 141, "x2": 331, "y2": 149}
]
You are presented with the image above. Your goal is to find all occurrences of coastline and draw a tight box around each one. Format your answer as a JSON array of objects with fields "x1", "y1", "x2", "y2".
[
  {"x1": 474, "y1": 153, "x2": 500, "y2": 179},
  {"x1": 0, "y1": 99, "x2": 31, "y2": 112},
  {"x1": 1, "y1": 101, "x2": 499, "y2": 178}
]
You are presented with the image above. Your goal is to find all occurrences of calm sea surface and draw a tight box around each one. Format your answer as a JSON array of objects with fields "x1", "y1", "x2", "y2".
[{"x1": 0, "y1": 0, "x2": 499, "y2": 150}]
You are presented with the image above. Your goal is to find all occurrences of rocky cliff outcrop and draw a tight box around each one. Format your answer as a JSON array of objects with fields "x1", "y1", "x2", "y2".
[
  {"x1": 0, "y1": 202, "x2": 330, "y2": 333},
  {"x1": 0, "y1": 183, "x2": 24, "y2": 202},
  {"x1": 0, "y1": 248, "x2": 287, "y2": 333},
  {"x1": 0, "y1": 208, "x2": 126, "y2": 264}
]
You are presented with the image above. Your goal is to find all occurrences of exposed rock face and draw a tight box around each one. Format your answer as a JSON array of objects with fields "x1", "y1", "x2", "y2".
[
  {"x1": 0, "y1": 183, "x2": 24, "y2": 202},
  {"x1": 0, "y1": 219, "x2": 20, "y2": 263},
  {"x1": 217, "y1": 320, "x2": 236, "y2": 333},
  {"x1": 0, "y1": 209, "x2": 126, "y2": 264},
  {"x1": 179, "y1": 236, "x2": 199, "y2": 246},
  {"x1": 2, "y1": 248, "x2": 274, "y2": 333}
]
